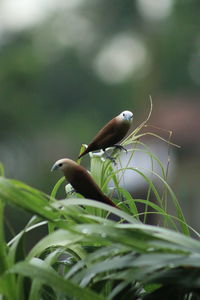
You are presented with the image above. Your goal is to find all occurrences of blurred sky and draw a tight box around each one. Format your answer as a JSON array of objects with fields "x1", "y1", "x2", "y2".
[{"x1": 0, "y1": 0, "x2": 200, "y2": 229}]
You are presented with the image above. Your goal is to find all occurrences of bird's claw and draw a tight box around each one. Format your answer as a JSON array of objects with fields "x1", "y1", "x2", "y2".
[
  {"x1": 104, "y1": 151, "x2": 117, "y2": 165},
  {"x1": 67, "y1": 189, "x2": 75, "y2": 196},
  {"x1": 114, "y1": 144, "x2": 127, "y2": 153},
  {"x1": 108, "y1": 156, "x2": 117, "y2": 165},
  {"x1": 65, "y1": 184, "x2": 75, "y2": 196}
]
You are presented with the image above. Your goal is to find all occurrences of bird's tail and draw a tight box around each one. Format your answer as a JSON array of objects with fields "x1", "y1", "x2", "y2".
[
  {"x1": 78, "y1": 148, "x2": 89, "y2": 159},
  {"x1": 103, "y1": 195, "x2": 118, "y2": 209}
]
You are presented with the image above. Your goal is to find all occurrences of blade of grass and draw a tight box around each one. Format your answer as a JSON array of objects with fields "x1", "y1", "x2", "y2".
[
  {"x1": 10, "y1": 258, "x2": 106, "y2": 300},
  {"x1": 0, "y1": 162, "x2": 5, "y2": 177},
  {"x1": 52, "y1": 198, "x2": 140, "y2": 224}
]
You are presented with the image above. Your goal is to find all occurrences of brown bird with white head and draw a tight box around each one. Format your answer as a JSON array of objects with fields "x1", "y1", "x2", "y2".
[
  {"x1": 78, "y1": 110, "x2": 133, "y2": 159},
  {"x1": 51, "y1": 158, "x2": 117, "y2": 208}
]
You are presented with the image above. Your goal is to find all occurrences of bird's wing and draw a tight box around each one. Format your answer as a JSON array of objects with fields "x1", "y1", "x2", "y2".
[
  {"x1": 91, "y1": 118, "x2": 130, "y2": 149},
  {"x1": 91, "y1": 118, "x2": 120, "y2": 148},
  {"x1": 71, "y1": 168, "x2": 106, "y2": 200},
  {"x1": 71, "y1": 169, "x2": 117, "y2": 207}
]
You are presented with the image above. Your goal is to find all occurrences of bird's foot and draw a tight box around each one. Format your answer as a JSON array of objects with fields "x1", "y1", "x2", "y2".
[
  {"x1": 65, "y1": 183, "x2": 75, "y2": 196},
  {"x1": 67, "y1": 189, "x2": 75, "y2": 196},
  {"x1": 104, "y1": 151, "x2": 117, "y2": 165},
  {"x1": 114, "y1": 144, "x2": 127, "y2": 153}
]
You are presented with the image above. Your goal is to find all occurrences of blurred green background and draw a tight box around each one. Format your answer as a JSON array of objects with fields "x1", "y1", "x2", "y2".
[{"x1": 0, "y1": 0, "x2": 200, "y2": 232}]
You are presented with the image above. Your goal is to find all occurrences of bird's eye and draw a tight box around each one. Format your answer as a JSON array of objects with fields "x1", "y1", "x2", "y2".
[
  {"x1": 123, "y1": 113, "x2": 125, "y2": 117},
  {"x1": 58, "y1": 163, "x2": 63, "y2": 167}
]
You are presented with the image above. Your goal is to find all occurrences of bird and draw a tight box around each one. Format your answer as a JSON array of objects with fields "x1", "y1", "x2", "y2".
[
  {"x1": 78, "y1": 110, "x2": 133, "y2": 159},
  {"x1": 51, "y1": 158, "x2": 117, "y2": 208}
]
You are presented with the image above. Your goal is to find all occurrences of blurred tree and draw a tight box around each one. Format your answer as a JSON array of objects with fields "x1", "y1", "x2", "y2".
[{"x1": 0, "y1": 0, "x2": 199, "y2": 201}]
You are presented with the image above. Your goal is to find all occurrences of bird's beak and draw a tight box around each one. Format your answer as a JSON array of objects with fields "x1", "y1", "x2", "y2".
[
  {"x1": 51, "y1": 163, "x2": 58, "y2": 172},
  {"x1": 128, "y1": 114, "x2": 133, "y2": 121},
  {"x1": 126, "y1": 115, "x2": 133, "y2": 121}
]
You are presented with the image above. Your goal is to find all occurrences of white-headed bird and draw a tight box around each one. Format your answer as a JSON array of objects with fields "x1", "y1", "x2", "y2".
[
  {"x1": 78, "y1": 110, "x2": 133, "y2": 159},
  {"x1": 51, "y1": 158, "x2": 117, "y2": 208}
]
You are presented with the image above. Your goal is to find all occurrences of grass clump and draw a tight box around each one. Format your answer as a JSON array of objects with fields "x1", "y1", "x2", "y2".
[{"x1": 0, "y1": 99, "x2": 199, "y2": 300}]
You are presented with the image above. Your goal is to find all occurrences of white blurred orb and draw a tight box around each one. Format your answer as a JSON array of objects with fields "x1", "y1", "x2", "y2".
[
  {"x1": 93, "y1": 33, "x2": 150, "y2": 84},
  {"x1": 136, "y1": 0, "x2": 174, "y2": 21}
]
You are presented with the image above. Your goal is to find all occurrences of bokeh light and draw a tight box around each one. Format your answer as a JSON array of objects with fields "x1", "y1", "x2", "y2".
[
  {"x1": 93, "y1": 33, "x2": 150, "y2": 83},
  {"x1": 136, "y1": 0, "x2": 174, "y2": 21}
]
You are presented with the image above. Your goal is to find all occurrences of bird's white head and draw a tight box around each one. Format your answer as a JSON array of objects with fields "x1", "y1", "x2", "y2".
[
  {"x1": 118, "y1": 110, "x2": 133, "y2": 123},
  {"x1": 51, "y1": 158, "x2": 75, "y2": 172}
]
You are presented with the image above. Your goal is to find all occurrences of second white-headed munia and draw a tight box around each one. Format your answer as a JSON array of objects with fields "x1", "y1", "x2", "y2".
[{"x1": 51, "y1": 158, "x2": 117, "y2": 208}]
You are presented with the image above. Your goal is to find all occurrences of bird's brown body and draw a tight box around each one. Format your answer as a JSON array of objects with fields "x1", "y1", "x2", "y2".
[
  {"x1": 78, "y1": 111, "x2": 133, "y2": 159},
  {"x1": 51, "y1": 158, "x2": 117, "y2": 208}
]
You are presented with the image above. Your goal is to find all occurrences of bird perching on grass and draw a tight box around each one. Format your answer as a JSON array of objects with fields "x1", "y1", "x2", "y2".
[
  {"x1": 51, "y1": 158, "x2": 117, "y2": 208},
  {"x1": 78, "y1": 110, "x2": 133, "y2": 160}
]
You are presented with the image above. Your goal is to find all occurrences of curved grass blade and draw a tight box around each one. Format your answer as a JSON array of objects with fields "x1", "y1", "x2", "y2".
[
  {"x1": 10, "y1": 258, "x2": 106, "y2": 300},
  {"x1": 50, "y1": 176, "x2": 65, "y2": 200},
  {"x1": 52, "y1": 198, "x2": 140, "y2": 224},
  {"x1": 27, "y1": 229, "x2": 85, "y2": 260},
  {"x1": 0, "y1": 162, "x2": 5, "y2": 177}
]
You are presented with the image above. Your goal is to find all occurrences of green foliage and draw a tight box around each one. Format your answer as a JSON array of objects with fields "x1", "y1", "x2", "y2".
[{"x1": 0, "y1": 105, "x2": 200, "y2": 299}]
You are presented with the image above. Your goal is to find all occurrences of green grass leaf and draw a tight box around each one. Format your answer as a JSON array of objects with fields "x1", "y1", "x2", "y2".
[{"x1": 10, "y1": 258, "x2": 106, "y2": 300}]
